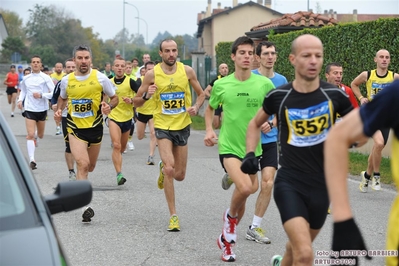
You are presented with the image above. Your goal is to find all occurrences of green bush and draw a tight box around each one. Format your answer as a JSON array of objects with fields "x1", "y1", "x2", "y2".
[{"x1": 215, "y1": 18, "x2": 399, "y2": 96}]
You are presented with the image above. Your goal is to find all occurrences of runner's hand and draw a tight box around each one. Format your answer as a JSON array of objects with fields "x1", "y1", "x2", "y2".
[
  {"x1": 240, "y1": 152, "x2": 259, "y2": 174},
  {"x1": 332, "y1": 218, "x2": 372, "y2": 265}
]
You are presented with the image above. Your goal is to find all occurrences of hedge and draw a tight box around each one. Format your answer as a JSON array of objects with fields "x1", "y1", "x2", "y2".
[{"x1": 215, "y1": 18, "x2": 399, "y2": 96}]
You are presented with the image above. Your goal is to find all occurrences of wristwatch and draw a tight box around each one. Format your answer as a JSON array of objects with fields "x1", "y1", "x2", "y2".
[
  {"x1": 108, "y1": 103, "x2": 114, "y2": 110},
  {"x1": 142, "y1": 92, "x2": 149, "y2": 101},
  {"x1": 268, "y1": 121, "x2": 273, "y2": 129}
]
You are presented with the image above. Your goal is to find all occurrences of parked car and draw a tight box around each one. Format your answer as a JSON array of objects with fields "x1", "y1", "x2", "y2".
[{"x1": 0, "y1": 111, "x2": 92, "y2": 266}]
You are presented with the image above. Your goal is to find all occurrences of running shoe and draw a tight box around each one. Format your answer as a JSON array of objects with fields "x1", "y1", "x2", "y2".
[
  {"x1": 69, "y1": 171, "x2": 76, "y2": 181},
  {"x1": 11, "y1": 113, "x2": 14, "y2": 117},
  {"x1": 128, "y1": 141, "x2": 135, "y2": 151},
  {"x1": 221, "y1": 173, "x2": 233, "y2": 190},
  {"x1": 167, "y1": 215, "x2": 180, "y2": 231},
  {"x1": 271, "y1": 255, "x2": 282, "y2": 266},
  {"x1": 30, "y1": 161, "x2": 37, "y2": 170},
  {"x1": 371, "y1": 175, "x2": 381, "y2": 190},
  {"x1": 56, "y1": 126, "x2": 61, "y2": 135},
  {"x1": 359, "y1": 171, "x2": 369, "y2": 193},
  {"x1": 117, "y1": 173, "x2": 126, "y2": 185},
  {"x1": 147, "y1": 156, "x2": 155, "y2": 165},
  {"x1": 217, "y1": 234, "x2": 236, "y2": 262},
  {"x1": 82, "y1": 206, "x2": 95, "y2": 222},
  {"x1": 157, "y1": 161, "x2": 164, "y2": 189},
  {"x1": 222, "y1": 208, "x2": 237, "y2": 244},
  {"x1": 245, "y1": 226, "x2": 271, "y2": 244}
]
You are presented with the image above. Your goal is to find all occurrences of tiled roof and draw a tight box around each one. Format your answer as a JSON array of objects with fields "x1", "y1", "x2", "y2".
[
  {"x1": 250, "y1": 11, "x2": 338, "y2": 32},
  {"x1": 336, "y1": 14, "x2": 398, "y2": 22}
]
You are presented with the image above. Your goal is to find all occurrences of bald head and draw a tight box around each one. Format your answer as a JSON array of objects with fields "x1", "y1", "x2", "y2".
[
  {"x1": 376, "y1": 49, "x2": 390, "y2": 57},
  {"x1": 291, "y1": 34, "x2": 323, "y2": 55},
  {"x1": 374, "y1": 49, "x2": 391, "y2": 70}
]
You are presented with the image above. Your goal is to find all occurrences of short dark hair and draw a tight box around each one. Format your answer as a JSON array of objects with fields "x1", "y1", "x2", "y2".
[
  {"x1": 255, "y1": 41, "x2": 277, "y2": 56},
  {"x1": 31, "y1": 55, "x2": 41, "y2": 61},
  {"x1": 73, "y1": 45, "x2": 92, "y2": 58},
  {"x1": 231, "y1": 36, "x2": 254, "y2": 55},
  {"x1": 64, "y1": 58, "x2": 74, "y2": 65},
  {"x1": 325, "y1": 62, "x2": 342, "y2": 74},
  {"x1": 131, "y1": 57, "x2": 139, "y2": 63},
  {"x1": 144, "y1": 61, "x2": 155, "y2": 69},
  {"x1": 10, "y1": 65, "x2": 16, "y2": 69}
]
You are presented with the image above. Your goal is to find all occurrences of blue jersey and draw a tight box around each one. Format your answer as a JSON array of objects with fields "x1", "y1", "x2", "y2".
[{"x1": 252, "y1": 69, "x2": 288, "y2": 144}]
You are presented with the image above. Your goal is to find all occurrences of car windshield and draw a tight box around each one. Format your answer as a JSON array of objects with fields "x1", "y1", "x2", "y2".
[{"x1": 0, "y1": 129, "x2": 40, "y2": 230}]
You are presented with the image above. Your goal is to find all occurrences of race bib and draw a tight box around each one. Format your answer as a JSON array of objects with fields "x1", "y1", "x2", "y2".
[
  {"x1": 160, "y1": 92, "x2": 186, "y2": 115},
  {"x1": 370, "y1": 82, "x2": 391, "y2": 100},
  {"x1": 71, "y1": 98, "x2": 94, "y2": 118},
  {"x1": 286, "y1": 100, "x2": 332, "y2": 147}
]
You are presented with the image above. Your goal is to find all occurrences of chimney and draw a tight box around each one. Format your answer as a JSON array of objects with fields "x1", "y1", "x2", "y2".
[
  {"x1": 324, "y1": 10, "x2": 328, "y2": 15},
  {"x1": 206, "y1": 0, "x2": 212, "y2": 17},
  {"x1": 353, "y1": 9, "x2": 358, "y2": 22},
  {"x1": 218, "y1": 2, "x2": 221, "y2": 9},
  {"x1": 333, "y1": 11, "x2": 337, "y2": 20},
  {"x1": 233, "y1": 0, "x2": 238, "y2": 7},
  {"x1": 265, "y1": 0, "x2": 271, "y2": 9},
  {"x1": 329, "y1": 9, "x2": 333, "y2": 18}
]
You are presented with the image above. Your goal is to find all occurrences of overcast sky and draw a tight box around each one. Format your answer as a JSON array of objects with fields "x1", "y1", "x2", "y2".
[{"x1": 2, "y1": 0, "x2": 398, "y2": 43}]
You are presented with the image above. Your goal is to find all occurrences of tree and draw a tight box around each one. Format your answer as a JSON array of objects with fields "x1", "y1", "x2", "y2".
[
  {"x1": 0, "y1": 36, "x2": 27, "y2": 63},
  {"x1": 0, "y1": 9, "x2": 25, "y2": 37}
]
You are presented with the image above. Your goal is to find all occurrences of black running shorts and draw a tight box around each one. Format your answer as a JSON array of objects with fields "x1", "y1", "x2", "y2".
[
  {"x1": 155, "y1": 125, "x2": 190, "y2": 146},
  {"x1": 273, "y1": 167, "x2": 329, "y2": 230}
]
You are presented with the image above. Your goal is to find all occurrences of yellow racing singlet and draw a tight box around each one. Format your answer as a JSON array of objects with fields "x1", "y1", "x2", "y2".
[
  {"x1": 51, "y1": 72, "x2": 64, "y2": 81},
  {"x1": 66, "y1": 70, "x2": 104, "y2": 129},
  {"x1": 153, "y1": 62, "x2": 192, "y2": 130},
  {"x1": 108, "y1": 77, "x2": 134, "y2": 122},
  {"x1": 366, "y1": 70, "x2": 394, "y2": 101},
  {"x1": 386, "y1": 136, "x2": 399, "y2": 266}
]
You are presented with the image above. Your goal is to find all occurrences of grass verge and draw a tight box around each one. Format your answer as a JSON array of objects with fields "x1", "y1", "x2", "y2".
[{"x1": 349, "y1": 152, "x2": 392, "y2": 185}]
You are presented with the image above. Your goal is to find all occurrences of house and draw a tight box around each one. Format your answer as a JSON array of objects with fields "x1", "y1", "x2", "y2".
[
  {"x1": 196, "y1": 0, "x2": 284, "y2": 69},
  {"x1": 0, "y1": 14, "x2": 9, "y2": 49},
  {"x1": 246, "y1": 9, "x2": 398, "y2": 40},
  {"x1": 246, "y1": 10, "x2": 338, "y2": 39}
]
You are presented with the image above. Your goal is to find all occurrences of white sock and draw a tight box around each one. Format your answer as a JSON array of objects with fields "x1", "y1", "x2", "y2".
[
  {"x1": 27, "y1": 140, "x2": 35, "y2": 161},
  {"x1": 251, "y1": 215, "x2": 263, "y2": 229}
]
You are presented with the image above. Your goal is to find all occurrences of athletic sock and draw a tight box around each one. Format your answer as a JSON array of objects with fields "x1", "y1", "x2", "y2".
[
  {"x1": 251, "y1": 215, "x2": 263, "y2": 229},
  {"x1": 69, "y1": 169, "x2": 75, "y2": 173},
  {"x1": 27, "y1": 140, "x2": 35, "y2": 161},
  {"x1": 373, "y1": 172, "x2": 380, "y2": 177},
  {"x1": 364, "y1": 172, "x2": 371, "y2": 180}
]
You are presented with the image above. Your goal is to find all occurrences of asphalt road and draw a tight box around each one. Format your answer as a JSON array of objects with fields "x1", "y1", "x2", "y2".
[{"x1": 0, "y1": 91, "x2": 396, "y2": 266}]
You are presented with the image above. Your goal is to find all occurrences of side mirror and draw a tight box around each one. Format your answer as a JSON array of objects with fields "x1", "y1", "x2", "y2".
[{"x1": 44, "y1": 181, "x2": 92, "y2": 215}]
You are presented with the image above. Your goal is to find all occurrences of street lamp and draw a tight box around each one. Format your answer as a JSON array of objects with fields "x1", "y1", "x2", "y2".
[
  {"x1": 122, "y1": 1, "x2": 140, "y2": 58},
  {"x1": 135, "y1": 17, "x2": 148, "y2": 45}
]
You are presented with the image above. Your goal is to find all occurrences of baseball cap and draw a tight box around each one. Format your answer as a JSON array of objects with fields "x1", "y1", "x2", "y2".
[{"x1": 18, "y1": 65, "x2": 23, "y2": 69}]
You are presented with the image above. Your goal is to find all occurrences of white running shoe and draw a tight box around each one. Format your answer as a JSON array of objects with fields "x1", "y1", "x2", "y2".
[
  {"x1": 222, "y1": 208, "x2": 237, "y2": 244},
  {"x1": 371, "y1": 175, "x2": 381, "y2": 190},
  {"x1": 128, "y1": 141, "x2": 135, "y2": 151},
  {"x1": 221, "y1": 173, "x2": 233, "y2": 190},
  {"x1": 359, "y1": 171, "x2": 369, "y2": 193},
  {"x1": 56, "y1": 126, "x2": 62, "y2": 135}
]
